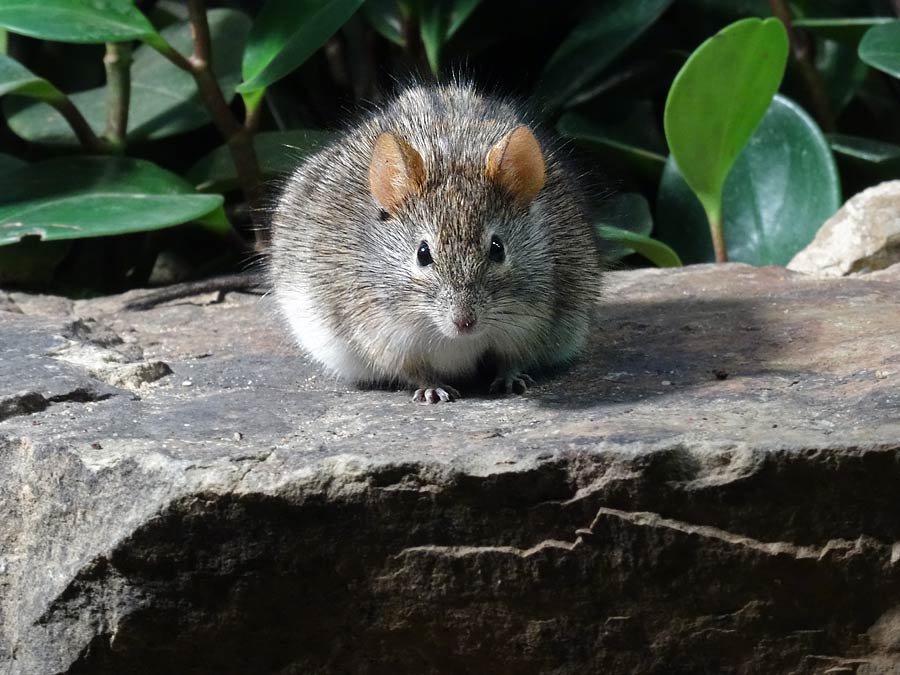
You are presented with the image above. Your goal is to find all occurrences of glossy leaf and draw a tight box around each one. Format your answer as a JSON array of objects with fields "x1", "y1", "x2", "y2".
[
  {"x1": 597, "y1": 226, "x2": 682, "y2": 268},
  {"x1": 859, "y1": 20, "x2": 900, "y2": 79},
  {"x1": 239, "y1": 0, "x2": 365, "y2": 96},
  {"x1": 151, "y1": 0, "x2": 190, "y2": 23},
  {"x1": 828, "y1": 133, "x2": 900, "y2": 164},
  {"x1": 828, "y1": 133, "x2": 900, "y2": 178},
  {"x1": 534, "y1": 0, "x2": 674, "y2": 115},
  {"x1": 362, "y1": 0, "x2": 404, "y2": 46},
  {"x1": 816, "y1": 38, "x2": 869, "y2": 112},
  {"x1": 0, "y1": 53, "x2": 63, "y2": 102},
  {"x1": 4, "y1": 9, "x2": 250, "y2": 145},
  {"x1": 188, "y1": 129, "x2": 334, "y2": 191},
  {"x1": 0, "y1": 0, "x2": 161, "y2": 46},
  {"x1": 419, "y1": 0, "x2": 481, "y2": 74},
  {"x1": 445, "y1": 0, "x2": 478, "y2": 37},
  {"x1": 598, "y1": 192, "x2": 652, "y2": 230},
  {"x1": 0, "y1": 157, "x2": 224, "y2": 246},
  {"x1": 595, "y1": 192, "x2": 651, "y2": 260},
  {"x1": 557, "y1": 111, "x2": 666, "y2": 183},
  {"x1": 656, "y1": 95, "x2": 840, "y2": 266},
  {"x1": 419, "y1": 3, "x2": 444, "y2": 75},
  {"x1": 794, "y1": 17, "x2": 893, "y2": 45},
  {"x1": 664, "y1": 17, "x2": 789, "y2": 231}
]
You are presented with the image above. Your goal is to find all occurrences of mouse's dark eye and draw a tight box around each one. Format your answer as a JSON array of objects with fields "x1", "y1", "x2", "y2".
[
  {"x1": 417, "y1": 241, "x2": 433, "y2": 267},
  {"x1": 489, "y1": 235, "x2": 505, "y2": 263},
  {"x1": 378, "y1": 209, "x2": 391, "y2": 221}
]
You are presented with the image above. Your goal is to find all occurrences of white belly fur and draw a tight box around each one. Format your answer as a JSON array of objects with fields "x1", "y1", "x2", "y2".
[{"x1": 276, "y1": 287, "x2": 376, "y2": 382}]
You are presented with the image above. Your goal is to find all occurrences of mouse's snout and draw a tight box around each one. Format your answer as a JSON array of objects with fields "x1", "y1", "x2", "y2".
[{"x1": 451, "y1": 308, "x2": 477, "y2": 334}]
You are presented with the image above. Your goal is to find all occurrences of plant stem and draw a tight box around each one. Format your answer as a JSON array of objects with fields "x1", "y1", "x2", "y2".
[
  {"x1": 103, "y1": 41, "x2": 132, "y2": 151},
  {"x1": 151, "y1": 0, "x2": 264, "y2": 249},
  {"x1": 708, "y1": 213, "x2": 728, "y2": 263},
  {"x1": 49, "y1": 97, "x2": 106, "y2": 153},
  {"x1": 244, "y1": 95, "x2": 264, "y2": 134},
  {"x1": 768, "y1": 0, "x2": 836, "y2": 132}
]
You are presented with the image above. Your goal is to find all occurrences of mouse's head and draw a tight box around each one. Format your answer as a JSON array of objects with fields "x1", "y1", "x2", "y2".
[{"x1": 366, "y1": 126, "x2": 554, "y2": 351}]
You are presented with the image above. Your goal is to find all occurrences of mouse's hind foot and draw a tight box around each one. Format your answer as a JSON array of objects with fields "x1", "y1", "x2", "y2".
[{"x1": 490, "y1": 372, "x2": 535, "y2": 395}]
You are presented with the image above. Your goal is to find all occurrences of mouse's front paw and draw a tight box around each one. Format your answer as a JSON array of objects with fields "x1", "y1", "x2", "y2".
[
  {"x1": 490, "y1": 373, "x2": 535, "y2": 395},
  {"x1": 412, "y1": 384, "x2": 460, "y2": 404}
]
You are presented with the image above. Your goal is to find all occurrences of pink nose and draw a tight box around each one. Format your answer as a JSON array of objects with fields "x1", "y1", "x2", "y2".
[{"x1": 452, "y1": 312, "x2": 477, "y2": 333}]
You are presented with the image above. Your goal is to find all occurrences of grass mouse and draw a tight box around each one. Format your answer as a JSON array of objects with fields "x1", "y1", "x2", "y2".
[{"x1": 270, "y1": 82, "x2": 601, "y2": 403}]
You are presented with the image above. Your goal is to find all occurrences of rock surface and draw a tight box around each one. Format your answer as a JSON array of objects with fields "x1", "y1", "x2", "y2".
[
  {"x1": 789, "y1": 180, "x2": 900, "y2": 277},
  {"x1": 1, "y1": 263, "x2": 899, "y2": 674}
]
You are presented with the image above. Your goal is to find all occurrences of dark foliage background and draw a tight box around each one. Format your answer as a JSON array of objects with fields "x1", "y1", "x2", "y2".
[{"x1": 0, "y1": 0, "x2": 898, "y2": 293}]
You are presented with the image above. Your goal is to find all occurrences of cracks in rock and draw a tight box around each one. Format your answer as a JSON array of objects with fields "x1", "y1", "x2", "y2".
[
  {"x1": 49, "y1": 340, "x2": 171, "y2": 392},
  {"x1": 528, "y1": 443, "x2": 900, "y2": 554},
  {"x1": 227, "y1": 448, "x2": 276, "y2": 492},
  {"x1": 0, "y1": 293, "x2": 22, "y2": 314},
  {"x1": 61, "y1": 319, "x2": 127, "y2": 351},
  {"x1": 585, "y1": 507, "x2": 892, "y2": 563},
  {"x1": 0, "y1": 391, "x2": 46, "y2": 422},
  {"x1": 22, "y1": 450, "x2": 900, "y2": 675},
  {"x1": 49, "y1": 388, "x2": 114, "y2": 406},
  {"x1": 0, "y1": 387, "x2": 113, "y2": 422},
  {"x1": 396, "y1": 539, "x2": 580, "y2": 561},
  {"x1": 392, "y1": 504, "x2": 895, "y2": 571}
]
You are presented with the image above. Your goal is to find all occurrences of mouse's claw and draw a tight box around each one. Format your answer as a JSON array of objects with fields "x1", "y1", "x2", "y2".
[
  {"x1": 412, "y1": 384, "x2": 460, "y2": 404},
  {"x1": 490, "y1": 373, "x2": 535, "y2": 395}
]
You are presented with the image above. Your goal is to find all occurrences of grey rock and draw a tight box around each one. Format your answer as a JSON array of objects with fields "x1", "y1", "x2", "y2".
[
  {"x1": 1, "y1": 263, "x2": 899, "y2": 674},
  {"x1": 789, "y1": 180, "x2": 900, "y2": 277}
]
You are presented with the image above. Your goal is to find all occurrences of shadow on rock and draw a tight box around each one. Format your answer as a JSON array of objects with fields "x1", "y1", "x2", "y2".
[{"x1": 533, "y1": 296, "x2": 777, "y2": 409}]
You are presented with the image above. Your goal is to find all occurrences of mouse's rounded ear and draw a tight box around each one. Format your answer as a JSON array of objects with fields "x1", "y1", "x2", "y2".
[
  {"x1": 485, "y1": 126, "x2": 546, "y2": 206},
  {"x1": 368, "y1": 132, "x2": 425, "y2": 213}
]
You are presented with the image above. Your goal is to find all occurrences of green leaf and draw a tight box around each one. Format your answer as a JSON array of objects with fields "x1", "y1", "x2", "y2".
[
  {"x1": 0, "y1": 156, "x2": 224, "y2": 246},
  {"x1": 238, "y1": 0, "x2": 365, "y2": 96},
  {"x1": 557, "y1": 110, "x2": 667, "y2": 183},
  {"x1": 188, "y1": 128, "x2": 334, "y2": 191},
  {"x1": 595, "y1": 192, "x2": 653, "y2": 261},
  {"x1": 362, "y1": 0, "x2": 404, "y2": 46},
  {"x1": 0, "y1": 0, "x2": 161, "y2": 45},
  {"x1": 794, "y1": 17, "x2": 894, "y2": 45},
  {"x1": 0, "y1": 53, "x2": 63, "y2": 102},
  {"x1": 419, "y1": 0, "x2": 482, "y2": 74},
  {"x1": 4, "y1": 9, "x2": 251, "y2": 145},
  {"x1": 597, "y1": 226, "x2": 682, "y2": 268},
  {"x1": 827, "y1": 132, "x2": 900, "y2": 178},
  {"x1": 816, "y1": 38, "x2": 869, "y2": 112},
  {"x1": 534, "y1": 0, "x2": 674, "y2": 115},
  {"x1": 859, "y1": 20, "x2": 900, "y2": 79},
  {"x1": 196, "y1": 205, "x2": 234, "y2": 236},
  {"x1": 664, "y1": 17, "x2": 788, "y2": 235},
  {"x1": 445, "y1": 0, "x2": 479, "y2": 38},
  {"x1": 656, "y1": 95, "x2": 840, "y2": 266},
  {"x1": 419, "y1": 2, "x2": 445, "y2": 76},
  {"x1": 828, "y1": 133, "x2": 900, "y2": 165}
]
